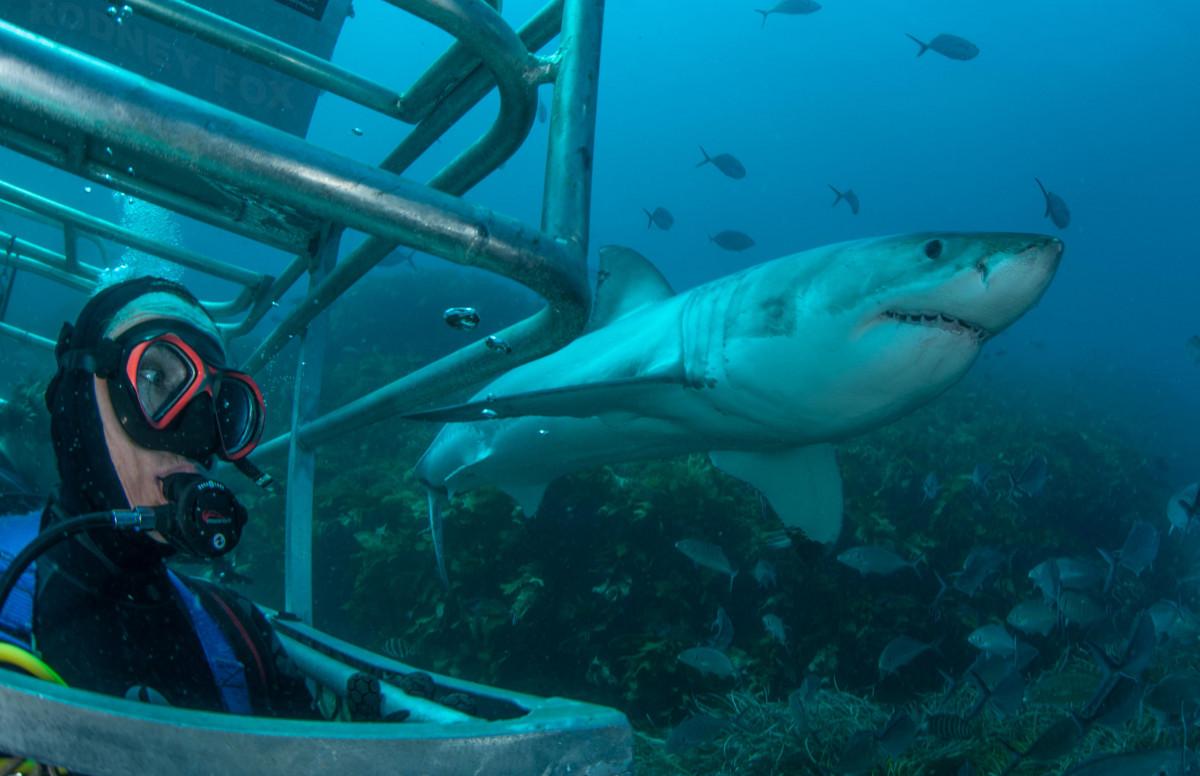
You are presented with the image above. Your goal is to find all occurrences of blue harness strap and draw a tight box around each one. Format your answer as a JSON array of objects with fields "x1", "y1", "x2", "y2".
[
  {"x1": 0, "y1": 510, "x2": 251, "y2": 714},
  {"x1": 167, "y1": 571, "x2": 252, "y2": 715},
  {"x1": 0, "y1": 510, "x2": 42, "y2": 649}
]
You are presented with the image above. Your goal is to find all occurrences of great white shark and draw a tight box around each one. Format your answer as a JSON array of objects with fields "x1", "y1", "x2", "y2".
[{"x1": 411, "y1": 232, "x2": 1063, "y2": 582}]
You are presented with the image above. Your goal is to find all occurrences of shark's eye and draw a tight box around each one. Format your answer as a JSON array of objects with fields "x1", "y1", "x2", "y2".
[{"x1": 923, "y1": 239, "x2": 944, "y2": 260}]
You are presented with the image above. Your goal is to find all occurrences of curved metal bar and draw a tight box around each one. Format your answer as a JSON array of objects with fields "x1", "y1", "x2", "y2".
[
  {"x1": 0, "y1": 233, "x2": 99, "y2": 290},
  {"x1": 125, "y1": 0, "x2": 408, "y2": 119},
  {"x1": 402, "y1": 0, "x2": 562, "y2": 124},
  {"x1": 252, "y1": 0, "x2": 604, "y2": 455},
  {"x1": 0, "y1": 19, "x2": 584, "y2": 299},
  {"x1": 0, "y1": 178, "x2": 262, "y2": 288},
  {"x1": 232, "y1": 0, "x2": 567, "y2": 374},
  {"x1": 0, "y1": 669, "x2": 632, "y2": 775},
  {"x1": 0, "y1": 321, "x2": 56, "y2": 350}
]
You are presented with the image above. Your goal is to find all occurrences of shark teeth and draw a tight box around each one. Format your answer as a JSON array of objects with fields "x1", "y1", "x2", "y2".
[{"x1": 883, "y1": 310, "x2": 987, "y2": 339}]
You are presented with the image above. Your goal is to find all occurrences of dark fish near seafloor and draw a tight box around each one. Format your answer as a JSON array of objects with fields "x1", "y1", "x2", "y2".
[
  {"x1": 675, "y1": 538, "x2": 738, "y2": 590},
  {"x1": 752, "y1": 559, "x2": 777, "y2": 589},
  {"x1": 878, "y1": 635, "x2": 939, "y2": 677},
  {"x1": 677, "y1": 646, "x2": 737, "y2": 679},
  {"x1": 709, "y1": 606, "x2": 734, "y2": 650},
  {"x1": 666, "y1": 713, "x2": 730, "y2": 754},
  {"x1": 696, "y1": 146, "x2": 746, "y2": 179},
  {"x1": 710, "y1": 230, "x2": 755, "y2": 252},
  {"x1": 1007, "y1": 598, "x2": 1057, "y2": 637},
  {"x1": 1014, "y1": 453, "x2": 1049, "y2": 498},
  {"x1": 762, "y1": 614, "x2": 788, "y2": 648},
  {"x1": 1113, "y1": 520, "x2": 1160, "y2": 576},
  {"x1": 967, "y1": 624, "x2": 1017, "y2": 657},
  {"x1": 1036, "y1": 178, "x2": 1071, "y2": 230},
  {"x1": 1167, "y1": 482, "x2": 1199, "y2": 534},
  {"x1": 755, "y1": 0, "x2": 821, "y2": 28},
  {"x1": 876, "y1": 711, "x2": 918, "y2": 758},
  {"x1": 838, "y1": 545, "x2": 918, "y2": 577},
  {"x1": 643, "y1": 206, "x2": 674, "y2": 231},
  {"x1": 954, "y1": 546, "x2": 1005, "y2": 596},
  {"x1": 828, "y1": 184, "x2": 860, "y2": 215},
  {"x1": 906, "y1": 33, "x2": 979, "y2": 60}
]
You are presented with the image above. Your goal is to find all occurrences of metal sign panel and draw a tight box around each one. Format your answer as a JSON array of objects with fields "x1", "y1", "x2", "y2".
[{"x1": 0, "y1": 0, "x2": 352, "y2": 135}]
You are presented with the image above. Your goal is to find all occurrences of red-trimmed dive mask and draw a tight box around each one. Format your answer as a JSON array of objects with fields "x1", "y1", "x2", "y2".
[{"x1": 98, "y1": 321, "x2": 265, "y2": 464}]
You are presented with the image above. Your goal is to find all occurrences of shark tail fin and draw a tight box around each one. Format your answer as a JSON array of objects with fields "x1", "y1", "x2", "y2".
[
  {"x1": 643, "y1": 208, "x2": 654, "y2": 229},
  {"x1": 755, "y1": 10, "x2": 769, "y2": 28},
  {"x1": 905, "y1": 33, "x2": 929, "y2": 56},
  {"x1": 828, "y1": 184, "x2": 844, "y2": 207},
  {"x1": 696, "y1": 146, "x2": 712, "y2": 168},
  {"x1": 426, "y1": 489, "x2": 449, "y2": 588}
]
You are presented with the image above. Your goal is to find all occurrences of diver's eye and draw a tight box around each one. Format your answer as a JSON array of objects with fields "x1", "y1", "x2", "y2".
[{"x1": 923, "y1": 239, "x2": 944, "y2": 260}]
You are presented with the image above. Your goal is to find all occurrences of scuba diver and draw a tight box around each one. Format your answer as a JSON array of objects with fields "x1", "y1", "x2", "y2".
[{"x1": 0, "y1": 276, "x2": 330, "y2": 720}]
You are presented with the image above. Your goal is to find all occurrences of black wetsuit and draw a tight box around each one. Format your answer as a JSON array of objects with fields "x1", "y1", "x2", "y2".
[{"x1": 30, "y1": 522, "x2": 317, "y2": 718}]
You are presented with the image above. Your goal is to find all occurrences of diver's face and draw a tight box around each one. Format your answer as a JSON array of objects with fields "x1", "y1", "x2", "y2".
[{"x1": 94, "y1": 377, "x2": 198, "y2": 509}]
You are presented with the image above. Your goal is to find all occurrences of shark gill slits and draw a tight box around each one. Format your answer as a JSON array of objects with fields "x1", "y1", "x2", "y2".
[{"x1": 923, "y1": 239, "x2": 944, "y2": 260}]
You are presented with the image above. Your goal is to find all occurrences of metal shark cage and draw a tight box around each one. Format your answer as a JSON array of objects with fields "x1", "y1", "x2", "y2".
[{"x1": 0, "y1": 1, "x2": 631, "y2": 773}]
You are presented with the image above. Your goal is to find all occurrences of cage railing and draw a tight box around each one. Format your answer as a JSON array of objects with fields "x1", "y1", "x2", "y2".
[{"x1": 0, "y1": 0, "x2": 605, "y2": 626}]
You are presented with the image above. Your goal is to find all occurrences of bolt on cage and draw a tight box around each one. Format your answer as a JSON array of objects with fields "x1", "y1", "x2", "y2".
[{"x1": 0, "y1": 1, "x2": 632, "y2": 773}]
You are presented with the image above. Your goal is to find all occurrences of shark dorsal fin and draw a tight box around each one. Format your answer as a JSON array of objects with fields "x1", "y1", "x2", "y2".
[{"x1": 587, "y1": 245, "x2": 675, "y2": 331}]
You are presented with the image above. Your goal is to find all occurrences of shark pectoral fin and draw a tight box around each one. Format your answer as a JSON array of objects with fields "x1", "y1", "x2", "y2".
[
  {"x1": 501, "y1": 483, "x2": 548, "y2": 518},
  {"x1": 710, "y1": 444, "x2": 844, "y2": 544},
  {"x1": 403, "y1": 373, "x2": 686, "y2": 423},
  {"x1": 587, "y1": 245, "x2": 676, "y2": 332}
]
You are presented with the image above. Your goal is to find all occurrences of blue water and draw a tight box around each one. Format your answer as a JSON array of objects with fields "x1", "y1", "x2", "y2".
[
  {"x1": 337, "y1": 0, "x2": 1200, "y2": 476},
  {"x1": 1, "y1": 0, "x2": 1197, "y2": 478}
]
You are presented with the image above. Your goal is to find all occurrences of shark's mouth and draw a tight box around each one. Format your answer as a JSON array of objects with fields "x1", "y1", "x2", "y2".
[{"x1": 882, "y1": 310, "x2": 988, "y2": 340}]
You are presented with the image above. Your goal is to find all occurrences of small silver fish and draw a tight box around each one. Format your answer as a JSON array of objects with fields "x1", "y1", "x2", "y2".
[
  {"x1": 1167, "y1": 483, "x2": 1199, "y2": 535},
  {"x1": 677, "y1": 647, "x2": 737, "y2": 679},
  {"x1": 837, "y1": 545, "x2": 917, "y2": 577},
  {"x1": 752, "y1": 559, "x2": 777, "y2": 589},
  {"x1": 967, "y1": 624, "x2": 1016, "y2": 656},
  {"x1": 762, "y1": 613, "x2": 787, "y2": 648},
  {"x1": 1115, "y1": 520, "x2": 1159, "y2": 576},
  {"x1": 675, "y1": 538, "x2": 738, "y2": 591},
  {"x1": 709, "y1": 606, "x2": 734, "y2": 650},
  {"x1": 921, "y1": 471, "x2": 941, "y2": 502},
  {"x1": 969, "y1": 463, "x2": 992, "y2": 496},
  {"x1": 443, "y1": 307, "x2": 480, "y2": 330},
  {"x1": 1006, "y1": 598, "x2": 1057, "y2": 637},
  {"x1": 878, "y1": 635, "x2": 939, "y2": 677}
]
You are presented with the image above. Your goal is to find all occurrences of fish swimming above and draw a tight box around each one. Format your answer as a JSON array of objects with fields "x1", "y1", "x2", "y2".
[
  {"x1": 1035, "y1": 178, "x2": 1071, "y2": 230},
  {"x1": 643, "y1": 206, "x2": 674, "y2": 231},
  {"x1": 755, "y1": 0, "x2": 821, "y2": 28},
  {"x1": 906, "y1": 33, "x2": 980, "y2": 61},
  {"x1": 710, "y1": 230, "x2": 755, "y2": 252},
  {"x1": 411, "y1": 235, "x2": 1063, "y2": 579},
  {"x1": 696, "y1": 147, "x2": 746, "y2": 179},
  {"x1": 828, "y1": 185, "x2": 860, "y2": 215}
]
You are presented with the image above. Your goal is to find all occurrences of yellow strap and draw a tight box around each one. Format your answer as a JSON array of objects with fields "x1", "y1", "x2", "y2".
[{"x1": 0, "y1": 644, "x2": 66, "y2": 687}]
